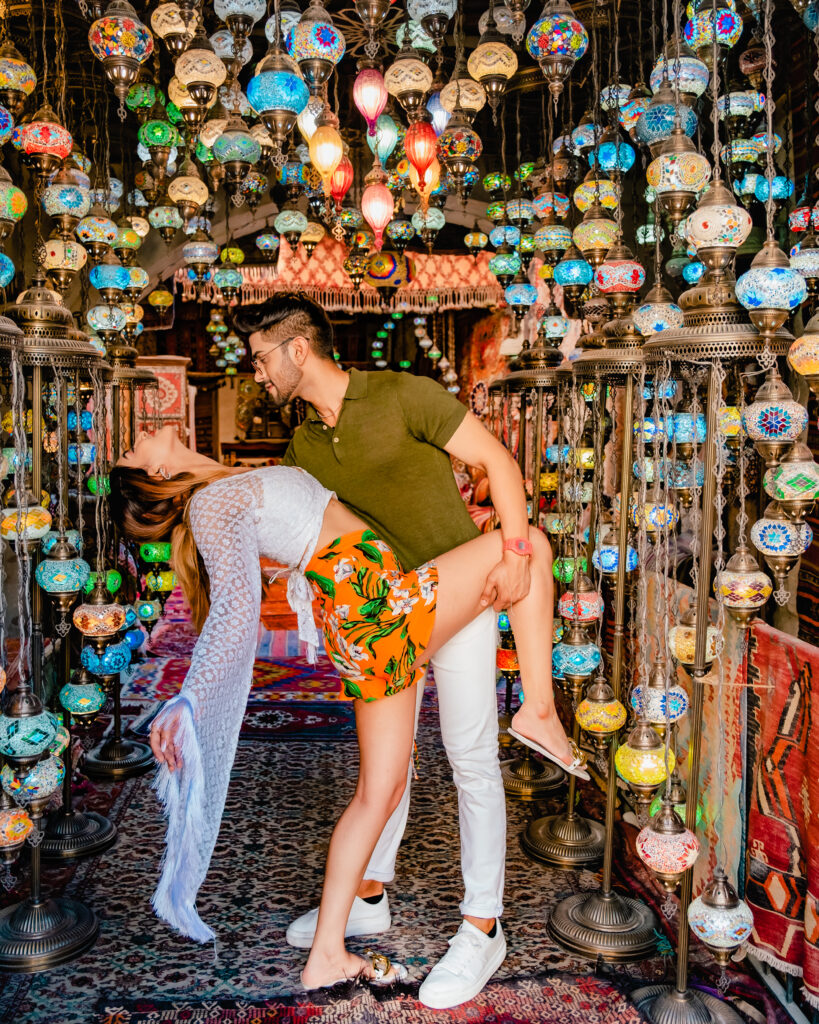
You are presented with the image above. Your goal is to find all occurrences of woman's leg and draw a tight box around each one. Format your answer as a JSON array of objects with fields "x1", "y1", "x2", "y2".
[
  {"x1": 302, "y1": 682, "x2": 418, "y2": 988},
  {"x1": 424, "y1": 526, "x2": 573, "y2": 765}
]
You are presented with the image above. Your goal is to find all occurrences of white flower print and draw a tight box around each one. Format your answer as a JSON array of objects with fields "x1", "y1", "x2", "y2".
[
  {"x1": 346, "y1": 641, "x2": 367, "y2": 663},
  {"x1": 334, "y1": 604, "x2": 350, "y2": 621},
  {"x1": 333, "y1": 558, "x2": 355, "y2": 583},
  {"x1": 420, "y1": 580, "x2": 436, "y2": 605},
  {"x1": 389, "y1": 594, "x2": 418, "y2": 616}
]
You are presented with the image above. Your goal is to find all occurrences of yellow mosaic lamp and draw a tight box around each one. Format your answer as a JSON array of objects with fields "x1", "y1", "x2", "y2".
[
  {"x1": 575, "y1": 677, "x2": 627, "y2": 753},
  {"x1": 667, "y1": 607, "x2": 721, "y2": 668},
  {"x1": 788, "y1": 310, "x2": 819, "y2": 397},
  {"x1": 615, "y1": 720, "x2": 676, "y2": 817}
]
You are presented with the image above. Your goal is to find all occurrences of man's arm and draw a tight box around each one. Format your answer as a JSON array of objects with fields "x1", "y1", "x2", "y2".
[{"x1": 444, "y1": 411, "x2": 534, "y2": 610}]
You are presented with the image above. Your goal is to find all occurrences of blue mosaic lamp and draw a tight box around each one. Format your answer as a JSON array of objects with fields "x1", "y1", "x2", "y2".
[
  {"x1": 552, "y1": 625, "x2": 601, "y2": 684},
  {"x1": 588, "y1": 126, "x2": 635, "y2": 174},
  {"x1": 489, "y1": 223, "x2": 521, "y2": 248},
  {"x1": 59, "y1": 673, "x2": 107, "y2": 721},
  {"x1": 649, "y1": 52, "x2": 709, "y2": 100},
  {"x1": 525, "y1": 0, "x2": 589, "y2": 99},
  {"x1": 81, "y1": 639, "x2": 132, "y2": 677},
  {"x1": 35, "y1": 538, "x2": 90, "y2": 597},
  {"x1": 634, "y1": 80, "x2": 697, "y2": 153},
  {"x1": 751, "y1": 500, "x2": 813, "y2": 594},
  {"x1": 688, "y1": 868, "x2": 753, "y2": 966},
  {"x1": 630, "y1": 658, "x2": 690, "y2": 727},
  {"x1": 89, "y1": 257, "x2": 129, "y2": 303},
  {"x1": 736, "y1": 238, "x2": 807, "y2": 348},
  {"x1": 505, "y1": 277, "x2": 537, "y2": 310},
  {"x1": 633, "y1": 282, "x2": 683, "y2": 338},
  {"x1": 0, "y1": 707, "x2": 57, "y2": 766},
  {"x1": 682, "y1": 260, "x2": 705, "y2": 284},
  {"x1": 743, "y1": 368, "x2": 808, "y2": 470},
  {"x1": 535, "y1": 222, "x2": 573, "y2": 263},
  {"x1": 592, "y1": 542, "x2": 639, "y2": 574},
  {"x1": 247, "y1": 52, "x2": 310, "y2": 154},
  {"x1": 255, "y1": 231, "x2": 280, "y2": 261},
  {"x1": 553, "y1": 244, "x2": 593, "y2": 287},
  {"x1": 1, "y1": 754, "x2": 65, "y2": 804}
]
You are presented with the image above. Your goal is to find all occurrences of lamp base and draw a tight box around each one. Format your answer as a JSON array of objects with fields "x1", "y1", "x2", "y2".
[
  {"x1": 83, "y1": 737, "x2": 154, "y2": 781},
  {"x1": 547, "y1": 890, "x2": 658, "y2": 962},
  {"x1": 0, "y1": 896, "x2": 98, "y2": 973},
  {"x1": 40, "y1": 810, "x2": 117, "y2": 861},
  {"x1": 522, "y1": 812, "x2": 605, "y2": 868},
  {"x1": 501, "y1": 752, "x2": 565, "y2": 800},
  {"x1": 632, "y1": 985, "x2": 744, "y2": 1024}
]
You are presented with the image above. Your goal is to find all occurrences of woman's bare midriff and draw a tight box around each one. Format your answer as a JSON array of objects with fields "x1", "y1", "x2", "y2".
[{"x1": 316, "y1": 497, "x2": 369, "y2": 550}]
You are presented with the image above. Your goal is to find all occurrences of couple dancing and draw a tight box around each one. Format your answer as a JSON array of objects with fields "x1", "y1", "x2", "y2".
[{"x1": 109, "y1": 293, "x2": 586, "y2": 1008}]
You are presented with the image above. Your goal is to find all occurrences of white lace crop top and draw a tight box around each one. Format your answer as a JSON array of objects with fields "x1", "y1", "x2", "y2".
[
  {"x1": 150, "y1": 465, "x2": 334, "y2": 943},
  {"x1": 188, "y1": 465, "x2": 334, "y2": 666}
]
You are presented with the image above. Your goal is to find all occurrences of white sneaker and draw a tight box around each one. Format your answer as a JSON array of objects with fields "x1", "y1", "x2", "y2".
[
  {"x1": 285, "y1": 892, "x2": 391, "y2": 949},
  {"x1": 418, "y1": 920, "x2": 507, "y2": 1009}
]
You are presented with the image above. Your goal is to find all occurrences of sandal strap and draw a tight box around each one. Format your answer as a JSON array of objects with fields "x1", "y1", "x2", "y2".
[
  {"x1": 363, "y1": 948, "x2": 392, "y2": 980},
  {"x1": 568, "y1": 739, "x2": 588, "y2": 768}
]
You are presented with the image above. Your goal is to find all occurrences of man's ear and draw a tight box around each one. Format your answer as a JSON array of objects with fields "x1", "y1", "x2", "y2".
[{"x1": 289, "y1": 334, "x2": 311, "y2": 366}]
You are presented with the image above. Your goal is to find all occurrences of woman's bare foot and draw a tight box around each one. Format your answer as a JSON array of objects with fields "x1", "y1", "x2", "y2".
[
  {"x1": 510, "y1": 704, "x2": 573, "y2": 766},
  {"x1": 301, "y1": 950, "x2": 405, "y2": 990}
]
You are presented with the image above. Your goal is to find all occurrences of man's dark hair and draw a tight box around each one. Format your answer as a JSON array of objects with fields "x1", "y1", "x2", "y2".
[{"x1": 233, "y1": 292, "x2": 334, "y2": 360}]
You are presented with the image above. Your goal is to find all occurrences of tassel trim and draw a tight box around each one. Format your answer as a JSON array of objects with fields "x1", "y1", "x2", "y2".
[
  {"x1": 172, "y1": 268, "x2": 501, "y2": 314},
  {"x1": 747, "y1": 943, "x2": 804, "y2": 977},
  {"x1": 151, "y1": 692, "x2": 215, "y2": 943}
]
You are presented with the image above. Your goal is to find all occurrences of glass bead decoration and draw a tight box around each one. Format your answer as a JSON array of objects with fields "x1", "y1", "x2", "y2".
[{"x1": 1, "y1": 754, "x2": 65, "y2": 804}]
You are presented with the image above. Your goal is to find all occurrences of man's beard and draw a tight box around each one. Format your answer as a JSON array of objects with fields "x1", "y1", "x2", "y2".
[{"x1": 266, "y1": 350, "x2": 302, "y2": 407}]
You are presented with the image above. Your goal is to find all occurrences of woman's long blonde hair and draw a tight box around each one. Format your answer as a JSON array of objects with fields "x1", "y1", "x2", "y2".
[{"x1": 109, "y1": 464, "x2": 234, "y2": 632}]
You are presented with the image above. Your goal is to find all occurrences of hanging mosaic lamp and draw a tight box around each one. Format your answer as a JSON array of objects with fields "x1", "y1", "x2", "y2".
[
  {"x1": 572, "y1": 200, "x2": 618, "y2": 268},
  {"x1": 790, "y1": 230, "x2": 819, "y2": 313},
  {"x1": 288, "y1": 0, "x2": 346, "y2": 99},
  {"x1": 551, "y1": 622, "x2": 601, "y2": 685},
  {"x1": 736, "y1": 238, "x2": 807, "y2": 344},
  {"x1": 167, "y1": 155, "x2": 209, "y2": 223},
  {"x1": 557, "y1": 575, "x2": 604, "y2": 623},
  {"x1": 788, "y1": 310, "x2": 819, "y2": 395},
  {"x1": 634, "y1": 78, "x2": 697, "y2": 154},
  {"x1": 0, "y1": 165, "x2": 27, "y2": 245},
  {"x1": 684, "y1": 0, "x2": 743, "y2": 67},
  {"x1": 636, "y1": 797, "x2": 700, "y2": 891},
  {"x1": 467, "y1": 3, "x2": 518, "y2": 119},
  {"x1": 615, "y1": 721, "x2": 676, "y2": 814},
  {"x1": 715, "y1": 541, "x2": 773, "y2": 626},
  {"x1": 525, "y1": 0, "x2": 588, "y2": 99},
  {"x1": 275, "y1": 206, "x2": 308, "y2": 246},
  {"x1": 19, "y1": 103, "x2": 73, "y2": 178},
  {"x1": 587, "y1": 126, "x2": 635, "y2": 174},
  {"x1": 742, "y1": 367, "x2": 808, "y2": 470},
  {"x1": 182, "y1": 226, "x2": 219, "y2": 282},
  {"x1": 148, "y1": 195, "x2": 184, "y2": 245},
  {"x1": 89, "y1": 251, "x2": 130, "y2": 303},
  {"x1": 152, "y1": 2, "x2": 198, "y2": 56},
  {"x1": 42, "y1": 162, "x2": 91, "y2": 239},
  {"x1": 438, "y1": 109, "x2": 483, "y2": 199},
  {"x1": 255, "y1": 230, "x2": 280, "y2": 261},
  {"x1": 440, "y1": 53, "x2": 486, "y2": 125},
  {"x1": 0, "y1": 40, "x2": 36, "y2": 118},
  {"x1": 649, "y1": 40, "x2": 709, "y2": 100},
  {"x1": 88, "y1": 0, "x2": 154, "y2": 114},
  {"x1": 213, "y1": 260, "x2": 243, "y2": 303},
  {"x1": 633, "y1": 282, "x2": 684, "y2": 338},
  {"x1": 646, "y1": 126, "x2": 711, "y2": 226},
  {"x1": 213, "y1": 114, "x2": 262, "y2": 193},
  {"x1": 73, "y1": 579, "x2": 127, "y2": 638},
  {"x1": 174, "y1": 26, "x2": 226, "y2": 107},
  {"x1": 214, "y1": 0, "x2": 267, "y2": 42},
  {"x1": 247, "y1": 50, "x2": 310, "y2": 157},
  {"x1": 630, "y1": 656, "x2": 689, "y2": 729},
  {"x1": 299, "y1": 218, "x2": 325, "y2": 259},
  {"x1": 667, "y1": 608, "x2": 721, "y2": 667},
  {"x1": 488, "y1": 242, "x2": 521, "y2": 287},
  {"x1": 763, "y1": 441, "x2": 819, "y2": 521},
  {"x1": 553, "y1": 242, "x2": 593, "y2": 308},
  {"x1": 688, "y1": 867, "x2": 753, "y2": 965},
  {"x1": 575, "y1": 677, "x2": 627, "y2": 737},
  {"x1": 683, "y1": 179, "x2": 752, "y2": 283}
]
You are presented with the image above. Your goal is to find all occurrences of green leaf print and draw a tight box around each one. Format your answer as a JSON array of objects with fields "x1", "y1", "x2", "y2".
[
  {"x1": 361, "y1": 530, "x2": 379, "y2": 543},
  {"x1": 354, "y1": 541, "x2": 384, "y2": 567},
  {"x1": 358, "y1": 596, "x2": 388, "y2": 618},
  {"x1": 344, "y1": 680, "x2": 364, "y2": 699},
  {"x1": 305, "y1": 570, "x2": 336, "y2": 598}
]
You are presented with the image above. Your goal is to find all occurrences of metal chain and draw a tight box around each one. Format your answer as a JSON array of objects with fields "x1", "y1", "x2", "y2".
[{"x1": 762, "y1": 0, "x2": 776, "y2": 240}]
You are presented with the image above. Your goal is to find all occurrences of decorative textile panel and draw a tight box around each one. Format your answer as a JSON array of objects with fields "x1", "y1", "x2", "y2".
[
  {"x1": 745, "y1": 621, "x2": 819, "y2": 1009},
  {"x1": 173, "y1": 238, "x2": 503, "y2": 312},
  {"x1": 135, "y1": 356, "x2": 191, "y2": 445}
]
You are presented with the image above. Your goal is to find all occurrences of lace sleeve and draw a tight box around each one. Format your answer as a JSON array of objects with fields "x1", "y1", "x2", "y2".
[{"x1": 151, "y1": 477, "x2": 261, "y2": 942}]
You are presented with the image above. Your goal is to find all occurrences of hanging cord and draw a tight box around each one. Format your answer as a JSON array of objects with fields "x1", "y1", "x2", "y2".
[
  {"x1": 671, "y1": 0, "x2": 683, "y2": 129},
  {"x1": 90, "y1": 364, "x2": 108, "y2": 576},
  {"x1": 710, "y1": 0, "x2": 722, "y2": 180},
  {"x1": 10, "y1": 350, "x2": 31, "y2": 683}
]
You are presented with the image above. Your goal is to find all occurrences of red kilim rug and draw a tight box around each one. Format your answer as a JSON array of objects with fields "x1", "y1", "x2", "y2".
[
  {"x1": 94, "y1": 971, "x2": 649, "y2": 1024},
  {"x1": 745, "y1": 621, "x2": 819, "y2": 1010}
]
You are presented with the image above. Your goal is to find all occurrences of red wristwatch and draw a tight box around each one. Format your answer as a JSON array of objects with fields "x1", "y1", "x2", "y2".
[{"x1": 503, "y1": 537, "x2": 534, "y2": 557}]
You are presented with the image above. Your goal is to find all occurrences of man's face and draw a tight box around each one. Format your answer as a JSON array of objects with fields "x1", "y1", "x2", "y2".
[{"x1": 248, "y1": 327, "x2": 304, "y2": 408}]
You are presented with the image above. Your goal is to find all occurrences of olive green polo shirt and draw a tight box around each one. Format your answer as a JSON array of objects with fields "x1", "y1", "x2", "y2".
[{"x1": 282, "y1": 368, "x2": 479, "y2": 571}]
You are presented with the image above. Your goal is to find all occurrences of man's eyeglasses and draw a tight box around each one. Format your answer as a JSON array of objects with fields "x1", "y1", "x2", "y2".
[{"x1": 250, "y1": 336, "x2": 296, "y2": 372}]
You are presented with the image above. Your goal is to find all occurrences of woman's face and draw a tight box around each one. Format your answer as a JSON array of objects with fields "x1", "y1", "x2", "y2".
[{"x1": 117, "y1": 425, "x2": 178, "y2": 476}]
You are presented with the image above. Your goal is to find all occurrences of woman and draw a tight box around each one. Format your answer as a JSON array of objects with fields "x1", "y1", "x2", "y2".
[{"x1": 110, "y1": 425, "x2": 586, "y2": 990}]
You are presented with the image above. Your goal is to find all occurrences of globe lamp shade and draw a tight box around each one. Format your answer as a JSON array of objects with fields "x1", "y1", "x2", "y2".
[
  {"x1": 354, "y1": 67, "x2": 388, "y2": 136},
  {"x1": 361, "y1": 182, "x2": 394, "y2": 251},
  {"x1": 404, "y1": 120, "x2": 438, "y2": 191}
]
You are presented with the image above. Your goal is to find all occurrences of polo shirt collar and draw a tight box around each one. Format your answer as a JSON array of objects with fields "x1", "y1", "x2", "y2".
[{"x1": 305, "y1": 368, "x2": 368, "y2": 421}]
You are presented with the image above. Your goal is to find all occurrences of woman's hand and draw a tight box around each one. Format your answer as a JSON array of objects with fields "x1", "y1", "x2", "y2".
[{"x1": 150, "y1": 704, "x2": 187, "y2": 772}]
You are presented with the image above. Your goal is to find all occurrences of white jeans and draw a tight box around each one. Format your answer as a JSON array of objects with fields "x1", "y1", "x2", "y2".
[{"x1": 363, "y1": 607, "x2": 506, "y2": 920}]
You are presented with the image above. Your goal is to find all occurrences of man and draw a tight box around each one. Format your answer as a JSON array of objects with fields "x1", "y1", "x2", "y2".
[{"x1": 234, "y1": 294, "x2": 532, "y2": 1010}]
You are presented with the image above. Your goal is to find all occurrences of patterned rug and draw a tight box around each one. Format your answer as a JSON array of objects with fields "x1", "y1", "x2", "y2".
[
  {"x1": 745, "y1": 621, "x2": 819, "y2": 1010},
  {"x1": 93, "y1": 970, "x2": 648, "y2": 1024}
]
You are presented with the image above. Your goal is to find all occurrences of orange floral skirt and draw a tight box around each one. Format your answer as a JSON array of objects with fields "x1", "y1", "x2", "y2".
[{"x1": 304, "y1": 529, "x2": 438, "y2": 701}]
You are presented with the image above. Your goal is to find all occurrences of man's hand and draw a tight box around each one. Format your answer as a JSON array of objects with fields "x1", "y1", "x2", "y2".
[
  {"x1": 150, "y1": 704, "x2": 187, "y2": 773},
  {"x1": 480, "y1": 552, "x2": 531, "y2": 611}
]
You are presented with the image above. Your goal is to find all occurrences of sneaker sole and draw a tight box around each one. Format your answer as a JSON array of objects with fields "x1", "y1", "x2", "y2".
[
  {"x1": 285, "y1": 913, "x2": 392, "y2": 949},
  {"x1": 418, "y1": 938, "x2": 507, "y2": 1010}
]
